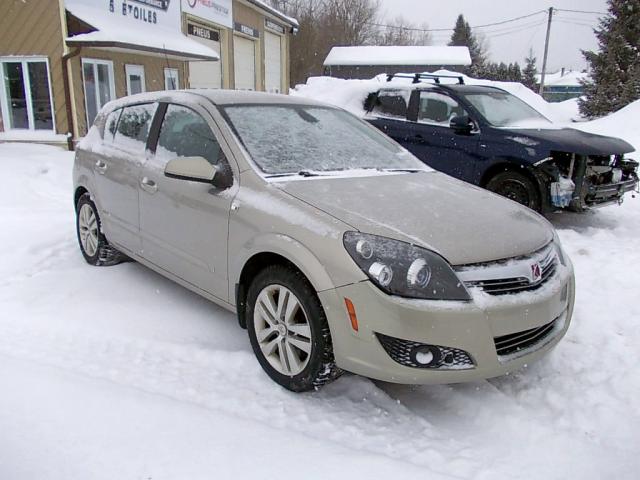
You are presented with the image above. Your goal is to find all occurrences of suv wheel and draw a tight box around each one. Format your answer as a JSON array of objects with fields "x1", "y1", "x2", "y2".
[
  {"x1": 76, "y1": 193, "x2": 126, "y2": 266},
  {"x1": 245, "y1": 265, "x2": 342, "y2": 392},
  {"x1": 486, "y1": 171, "x2": 542, "y2": 212}
]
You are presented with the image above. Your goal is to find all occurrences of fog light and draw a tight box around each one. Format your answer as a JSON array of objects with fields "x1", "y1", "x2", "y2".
[{"x1": 410, "y1": 345, "x2": 441, "y2": 366}]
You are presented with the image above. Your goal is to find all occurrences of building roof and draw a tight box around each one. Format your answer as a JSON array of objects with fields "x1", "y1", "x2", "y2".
[
  {"x1": 245, "y1": 0, "x2": 298, "y2": 27},
  {"x1": 537, "y1": 70, "x2": 589, "y2": 87},
  {"x1": 323, "y1": 46, "x2": 472, "y2": 67},
  {"x1": 65, "y1": 3, "x2": 219, "y2": 61}
]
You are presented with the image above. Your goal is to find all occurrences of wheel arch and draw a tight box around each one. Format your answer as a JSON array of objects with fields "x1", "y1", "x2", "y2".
[
  {"x1": 232, "y1": 235, "x2": 337, "y2": 329},
  {"x1": 480, "y1": 159, "x2": 551, "y2": 209}
]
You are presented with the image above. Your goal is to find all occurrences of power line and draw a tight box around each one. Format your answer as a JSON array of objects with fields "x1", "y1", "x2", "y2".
[
  {"x1": 554, "y1": 8, "x2": 607, "y2": 15},
  {"x1": 370, "y1": 10, "x2": 547, "y2": 33}
]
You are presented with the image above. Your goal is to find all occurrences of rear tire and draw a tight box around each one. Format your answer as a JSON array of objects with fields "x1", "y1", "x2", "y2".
[
  {"x1": 75, "y1": 193, "x2": 126, "y2": 266},
  {"x1": 245, "y1": 265, "x2": 342, "y2": 392},
  {"x1": 486, "y1": 170, "x2": 542, "y2": 212}
]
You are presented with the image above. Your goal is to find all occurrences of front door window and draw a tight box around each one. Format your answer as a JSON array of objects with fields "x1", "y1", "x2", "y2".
[
  {"x1": 82, "y1": 59, "x2": 115, "y2": 129},
  {"x1": 0, "y1": 58, "x2": 54, "y2": 131}
]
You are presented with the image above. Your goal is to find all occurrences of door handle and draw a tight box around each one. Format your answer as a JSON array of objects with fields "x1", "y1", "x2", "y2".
[
  {"x1": 410, "y1": 133, "x2": 425, "y2": 142},
  {"x1": 95, "y1": 160, "x2": 107, "y2": 174},
  {"x1": 140, "y1": 176, "x2": 158, "y2": 194}
]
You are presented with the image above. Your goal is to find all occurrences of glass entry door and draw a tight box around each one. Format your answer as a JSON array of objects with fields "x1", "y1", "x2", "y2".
[{"x1": 0, "y1": 58, "x2": 54, "y2": 131}]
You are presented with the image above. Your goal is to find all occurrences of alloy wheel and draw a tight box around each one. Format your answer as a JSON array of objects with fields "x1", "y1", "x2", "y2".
[
  {"x1": 78, "y1": 203, "x2": 99, "y2": 257},
  {"x1": 253, "y1": 284, "x2": 313, "y2": 376}
]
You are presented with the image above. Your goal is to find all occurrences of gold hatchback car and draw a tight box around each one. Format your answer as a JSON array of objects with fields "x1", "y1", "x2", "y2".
[{"x1": 73, "y1": 90, "x2": 575, "y2": 391}]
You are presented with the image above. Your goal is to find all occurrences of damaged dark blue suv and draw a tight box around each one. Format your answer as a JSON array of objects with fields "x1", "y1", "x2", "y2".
[{"x1": 364, "y1": 73, "x2": 638, "y2": 213}]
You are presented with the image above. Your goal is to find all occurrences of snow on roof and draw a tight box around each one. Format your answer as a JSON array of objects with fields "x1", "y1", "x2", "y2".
[
  {"x1": 65, "y1": 3, "x2": 219, "y2": 61},
  {"x1": 323, "y1": 46, "x2": 472, "y2": 67},
  {"x1": 537, "y1": 70, "x2": 589, "y2": 87},
  {"x1": 246, "y1": 0, "x2": 298, "y2": 27}
]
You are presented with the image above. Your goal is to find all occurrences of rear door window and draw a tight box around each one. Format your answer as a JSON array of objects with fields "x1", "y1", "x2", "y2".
[
  {"x1": 156, "y1": 104, "x2": 221, "y2": 166},
  {"x1": 113, "y1": 103, "x2": 157, "y2": 152},
  {"x1": 371, "y1": 90, "x2": 410, "y2": 119}
]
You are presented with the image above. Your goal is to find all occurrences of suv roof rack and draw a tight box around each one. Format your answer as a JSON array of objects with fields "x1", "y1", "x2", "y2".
[{"x1": 386, "y1": 73, "x2": 465, "y2": 85}]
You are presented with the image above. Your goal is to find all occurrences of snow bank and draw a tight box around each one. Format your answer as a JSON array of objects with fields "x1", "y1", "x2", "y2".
[{"x1": 574, "y1": 100, "x2": 640, "y2": 153}]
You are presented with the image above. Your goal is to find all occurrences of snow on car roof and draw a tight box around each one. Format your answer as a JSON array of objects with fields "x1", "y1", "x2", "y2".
[{"x1": 323, "y1": 46, "x2": 472, "y2": 67}]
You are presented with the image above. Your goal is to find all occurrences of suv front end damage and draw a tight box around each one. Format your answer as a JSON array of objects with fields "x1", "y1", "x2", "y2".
[{"x1": 539, "y1": 152, "x2": 639, "y2": 211}]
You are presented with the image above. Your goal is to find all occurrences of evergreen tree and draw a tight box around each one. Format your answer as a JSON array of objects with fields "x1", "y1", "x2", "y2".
[
  {"x1": 449, "y1": 14, "x2": 487, "y2": 77},
  {"x1": 523, "y1": 49, "x2": 538, "y2": 91},
  {"x1": 579, "y1": 0, "x2": 640, "y2": 117}
]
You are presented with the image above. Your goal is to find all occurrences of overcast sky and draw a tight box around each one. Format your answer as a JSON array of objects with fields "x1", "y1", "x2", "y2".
[{"x1": 378, "y1": 0, "x2": 608, "y2": 72}]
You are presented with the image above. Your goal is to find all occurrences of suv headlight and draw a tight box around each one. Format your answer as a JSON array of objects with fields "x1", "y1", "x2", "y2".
[
  {"x1": 552, "y1": 230, "x2": 567, "y2": 266},
  {"x1": 343, "y1": 232, "x2": 470, "y2": 301}
]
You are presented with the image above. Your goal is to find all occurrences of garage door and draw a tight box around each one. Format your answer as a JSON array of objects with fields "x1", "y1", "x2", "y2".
[
  {"x1": 234, "y1": 36, "x2": 256, "y2": 91},
  {"x1": 188, "y1": 26, "x2": 222, "y2": 89},
  {"x1": 264, "y1": 32, "x2": 282, "y2": 93}
]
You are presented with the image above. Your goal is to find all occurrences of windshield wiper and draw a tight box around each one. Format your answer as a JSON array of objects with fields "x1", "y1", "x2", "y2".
[
  {"x1": 265, "y1": 170, "x2": 326, "y2": 179},
  {"x1": 378, "y1": 168, "x2": 423, "y2": 173}
]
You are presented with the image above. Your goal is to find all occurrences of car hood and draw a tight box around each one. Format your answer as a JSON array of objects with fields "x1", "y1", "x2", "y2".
[
  {"x1": 501, "y1": 127, "x2": 635, "y2": 156},
  {"x1": 279, "y1": 172, "x2": 552, "y2": 266}
]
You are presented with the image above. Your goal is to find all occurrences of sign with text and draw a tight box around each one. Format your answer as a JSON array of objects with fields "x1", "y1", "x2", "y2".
[
  {"x1": 182, "y1": 0, "x2": 232, "y2": 28},
  {"x1": 66, "y1": 0, "x2": 182, "y2": 32},
  {"x1": 265, "y1": 19, "x2": 285, "y2": 35},
  {"x1": 187, "y1": 22, "x2": 220, "y2": 42},
  {"x1": 234, "y1": 22, "x2": 259, "y2": 39}
]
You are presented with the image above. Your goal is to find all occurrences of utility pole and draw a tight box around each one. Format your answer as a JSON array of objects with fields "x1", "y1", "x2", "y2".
[{"x1": 538, "y1": 7, "x2": 553, "y2": 95}]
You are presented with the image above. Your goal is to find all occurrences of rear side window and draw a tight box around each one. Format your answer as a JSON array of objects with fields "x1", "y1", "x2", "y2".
[
  {"x1": 156, "y1": 104, "x2": 221, "y2": 165},
  {"x1": 114, "y1": 103, "x2": 157, "y2": 152},
  {"x1": 372, "y1": 90, "x2": 409, "y2": 119},
  {"x1": 103, "y1": 108, "x2": 121, "y2": 142}
]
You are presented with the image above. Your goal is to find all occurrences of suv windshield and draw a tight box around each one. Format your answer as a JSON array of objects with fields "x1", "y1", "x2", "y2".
[
  {"x1": 222, "y1": 104, "x2": 426, "y2": 175},
  {"x1": 463, "y1": 90, "x2": 551, "y2": 128}
]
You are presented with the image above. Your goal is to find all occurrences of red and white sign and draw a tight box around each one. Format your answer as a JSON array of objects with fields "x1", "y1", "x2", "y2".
[{"x1": 182, "y1": 0, "x2": 232, "y2": 28}]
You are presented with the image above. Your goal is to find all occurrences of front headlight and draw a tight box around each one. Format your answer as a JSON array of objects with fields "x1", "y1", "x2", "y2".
[
  {"x1": 552, "y1": 230, "x2": 567, "y2": 266},
  {"x1": 343, "y1": 232, "x2": 470, "y2": 301}
]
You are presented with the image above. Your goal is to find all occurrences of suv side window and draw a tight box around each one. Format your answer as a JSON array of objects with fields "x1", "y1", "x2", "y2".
[
  {"x1": 114, "y1": 103, "x2": 157, "y2": 152},
  {"x1": 418, "y1": 91, "x2": 468, "y2": 126},
  {"x1": 372, "y1": 90, "x2": 410, "y2": 119},
  {"x1": 103, "y1": 108, "x2": 121, "y2": 143},
  {"x1": 157, "y1": 104, "x2": 221, "y2": 166}
]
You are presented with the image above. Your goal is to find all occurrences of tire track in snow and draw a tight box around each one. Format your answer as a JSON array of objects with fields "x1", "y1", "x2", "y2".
[{"x1": 0, "y1": 321, "x2": 480, "y2": 478}]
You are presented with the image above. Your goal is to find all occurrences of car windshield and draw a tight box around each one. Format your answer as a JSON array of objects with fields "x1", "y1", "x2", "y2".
[
  {"x1": 464, "y1": 91, "x2": 552, "y2": 128},
  {"x1": 221, "y1": 104, "x2": 426, "y2": 175}
]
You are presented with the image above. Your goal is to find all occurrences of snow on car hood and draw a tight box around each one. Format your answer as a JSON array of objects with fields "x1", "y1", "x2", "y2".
[{"x1": 280, "y1": 171, "x2": 552, "y2": 266}]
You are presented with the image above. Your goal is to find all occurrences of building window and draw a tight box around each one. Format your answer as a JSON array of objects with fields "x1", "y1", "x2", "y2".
[
  {"x1": 0, "y1": 57, "x2": 54, "y2": 131},
  {"x1": 125, "y1": 64, "x2": 146, "y2": 96},
  {"x1": 82, "y1": 58, "x2": 115, "y2": 129},
  {"x1": 164, "y1": 68, "x2": 179, "y2": 90}
]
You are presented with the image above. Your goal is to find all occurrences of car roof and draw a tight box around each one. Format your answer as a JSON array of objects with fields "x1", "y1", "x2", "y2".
[{"x1": 103, "y1": 89, "x2": 330, "y2": 110}]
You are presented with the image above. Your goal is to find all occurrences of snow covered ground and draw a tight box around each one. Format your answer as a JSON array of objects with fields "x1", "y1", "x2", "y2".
[{"x1": 0, "y1": 141, "x2": 639, "y2": 479}]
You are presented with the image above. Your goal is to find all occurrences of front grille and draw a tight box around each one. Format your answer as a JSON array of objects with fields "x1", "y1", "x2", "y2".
[
  {"x1": 494, "y1": 316, "x2": 560, "y2": 357},
  {"x1": 459, "y1": 244, "x2": 558, "y2": 296},
  {"x1": 376, "y1": 333, "x2": 475, "y2": 370},
  {"x1": 468, "y1": 260, "x2": 556, "y2": 295}
]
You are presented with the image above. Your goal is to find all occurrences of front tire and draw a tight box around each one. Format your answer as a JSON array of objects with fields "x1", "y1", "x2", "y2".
[
  {"x1": 486, "y1": 170, "x2": 542, "y2": 212},
  {"x1": 245, "y1": 265, "x2": 341, "y2": 392},
  {"x1": 75, "y1": 193, "x2": 126, "y2": 266}
]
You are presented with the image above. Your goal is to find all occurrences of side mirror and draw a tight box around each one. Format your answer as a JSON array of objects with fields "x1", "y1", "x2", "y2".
[
  {"x1": 450, "y1": 115, "x2": 474, "y2": 135},
  {"x1": 164, "y1": 156, "x2": 218, "y2": 184}
]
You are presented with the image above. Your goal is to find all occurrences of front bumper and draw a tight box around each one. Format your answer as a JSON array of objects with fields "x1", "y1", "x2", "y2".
[
  {"x1": 319, "y1": 260, "x2": 575, "y2": 384},
  {"x1": 586, "y1": 177, "x2": 638, "y2": 207}
]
